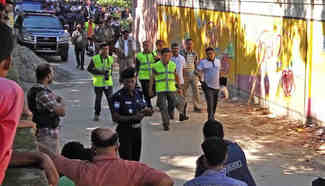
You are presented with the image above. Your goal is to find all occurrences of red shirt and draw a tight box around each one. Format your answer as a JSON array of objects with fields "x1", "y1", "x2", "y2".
[
  {"x1": 0, "y1": 78, "x2": 24, "y2": 184},
  {"x1": 53, "y1": 151, "x2": 170, "y2": 186}
]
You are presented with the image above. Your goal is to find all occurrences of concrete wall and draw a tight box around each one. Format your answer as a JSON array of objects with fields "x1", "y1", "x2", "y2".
[{"x1": 135, "y1": 0, "x2": 325, "y2": 125}]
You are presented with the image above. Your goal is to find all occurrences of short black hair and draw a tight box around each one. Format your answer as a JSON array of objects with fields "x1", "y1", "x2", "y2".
[
  {"x1": 205, "y1": 47, "x2": 215, "y2": 53},
  {"x1": 203, "y1": 120, "x2": 224, "y2": 139},
  {"x1": 61, "y1": 141, "x2": 92, "y2": 161},
  {"x1": 100, "y1": 42, "x2": 109, "y2": 48},
  {"x1": 161, "y1": 48, "x2": 171, "y2": 54},
  {"x1": 185, "y1": 38, "x2": 193, "y2": 42},
  {"x1": 171, "y1": 43, "x2": 179, "y2": 48},
  {"x1": 0, "y1": 23, "x2": 14, "y2": 62},
  {"x1": 91, "y1": 130, "x2": 119, "y2": 148},
  {"x1": 36, "y1": 63, "x2": 52, "y2": 82},
  {"x1": 121, "y1": 67, "x2": 136, "y2": 81},
  {"x1": 202, "y1": 138, "x2": 228, "y2": 166},
  {"x1": 156, "y1": 40, "x2": 164, "y2": 45}
]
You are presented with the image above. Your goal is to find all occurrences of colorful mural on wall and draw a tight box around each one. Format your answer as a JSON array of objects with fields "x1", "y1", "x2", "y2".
[{"x1": 158, "y1": 5, "x2": 312, "y2": 121}]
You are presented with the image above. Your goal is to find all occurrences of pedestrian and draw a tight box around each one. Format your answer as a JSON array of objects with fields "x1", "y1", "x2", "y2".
[
  {"x1": 111, "y1": 67, "x2": 153, "y2": 161},
  {"x1": 0, "y1": 23, "x2": 59, "y2": 186},
  {"x1": 184, "y1": 138, "x2": 247, "y2": 186},
  {"x1": 149, "y1": 48, "x2": 187, "y2": 131},
  {"x1": 180, "y1": 38, "x2": 202, "y2": 113},
  {"x1": 170, "y1": 43, "x2": 189, "y2": 121},
  {"x1": 87, "y1": 42, "x2": 114, "y2": 121},
  {"x1": 153, "y1": 39, "x2": 165, "y2": 62},
  {"x1": 72, "y1": 24, "x2": 87, "y2": 70},
  {"x1": 40, "y1": 128, "x2": 174, "y2": 186},
  {"x1": 94, "y1": 21, "x2": 106, "y2": 53},
  {"x1": 27, "y1": 63, "x2": 66, "y2": 154},
  {"x1": 84, "y1": 17, "x2": 96, "y2": 56},
  {"x1": 115, "y1": 30, "x2": 136, "y2": 74},
  {"x1": 135, "y1": 40, "x2": 156, "y2": 108},
  {"x1": 195, "y1": 120, "x2": 256, "y2": 186},
  {"x1": 195, "y1": 47, "x2": 221, "y2": 120}
]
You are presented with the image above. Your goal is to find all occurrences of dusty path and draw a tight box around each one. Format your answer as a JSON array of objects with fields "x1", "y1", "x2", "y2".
[{"x1": 50, "y1": 44, "x2": 325, "y2": 186}]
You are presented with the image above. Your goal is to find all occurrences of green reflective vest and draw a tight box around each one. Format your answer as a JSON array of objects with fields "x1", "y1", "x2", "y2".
[
  {"x1": 84, "y1": 22, "x2": 95, "y2": 33},
  {"x1": 92, "y1": 54, "x2": 113, "y2": 87},
  {"x1": 136, "y1": 52, "x2": 155, "y2": 80},
  {"x1": 152, "y1": 61, "x2": 176, "y2": 93}
]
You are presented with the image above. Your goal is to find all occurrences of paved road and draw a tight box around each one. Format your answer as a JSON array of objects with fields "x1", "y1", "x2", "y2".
[{"x1": 48, "y1": 44, "x2": 324, "y2": 186}]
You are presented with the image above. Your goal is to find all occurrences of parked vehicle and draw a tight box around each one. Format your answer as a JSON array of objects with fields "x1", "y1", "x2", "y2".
[{"x1": 14, "y1": 11, "x2": 69, "y2": 61}]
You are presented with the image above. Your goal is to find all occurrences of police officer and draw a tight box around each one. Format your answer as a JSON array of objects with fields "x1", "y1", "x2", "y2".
[
  {"x1": 135, "y1": 40, "x2": 156, "y2": 108},
  {"x1": 149, "y1": 48, "x2": 187, "y2": 131},
  {"x1": 111, "y1": 67, "x2": 153, "y2": 161},
  {"x1": 87, "y1": 42, "x2": 114, "y2": 121}
]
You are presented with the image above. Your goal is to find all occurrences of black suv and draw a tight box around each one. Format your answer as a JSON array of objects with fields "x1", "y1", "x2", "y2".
[{"x1": 14, "y1": 12, "x2": 69, "y2": 61}]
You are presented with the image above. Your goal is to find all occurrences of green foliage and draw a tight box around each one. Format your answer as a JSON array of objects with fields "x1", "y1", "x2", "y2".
[{"x1": 97, "y1": 0, "x2": 131, "y2": 8}]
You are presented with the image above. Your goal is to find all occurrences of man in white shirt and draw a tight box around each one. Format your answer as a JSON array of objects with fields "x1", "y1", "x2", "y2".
[
  {"x1": 170, "y1": 43, "x2": 189, "y2": 121},
  {"x1": 115, "y1": 30, "x2": 136, "y2": 74},
  {"x1": 195, "y1": 47, "x2": 221, "y2": 120}
]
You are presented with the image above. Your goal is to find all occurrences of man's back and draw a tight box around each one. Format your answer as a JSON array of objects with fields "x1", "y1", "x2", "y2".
[
  {"x1": 53, "y1": 152, "x2": 170, "y2": 186},
  {"x1": 185, "y1": 169, "x2": 247, "y2": 186}
]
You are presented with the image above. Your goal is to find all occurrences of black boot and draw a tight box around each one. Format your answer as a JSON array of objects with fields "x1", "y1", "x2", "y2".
[{"x1": 179, "y1": 103, "x2": 189, "y2": 121}]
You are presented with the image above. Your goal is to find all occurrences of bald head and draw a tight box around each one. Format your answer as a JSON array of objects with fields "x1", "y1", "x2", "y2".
[{"x1": 91, "y1": 128, "x2": 118, "y2": 148}]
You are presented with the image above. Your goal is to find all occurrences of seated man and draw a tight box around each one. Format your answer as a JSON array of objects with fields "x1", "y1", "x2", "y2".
[
  {"x1": 59, "y1": 141, "x2": 93, "y2": 186},
  {"x1": 0, "y1": 22, "x2": 58, "y2": 186},
  {"x1": 195, "y1": 120, "x2": 256, "y2": 186},
  {"x1": 185, "y1": 138, "x2": 247, "y2": 186},
  {"x1": 40, "y1": 127, "x2": 174, "y2": 186}
]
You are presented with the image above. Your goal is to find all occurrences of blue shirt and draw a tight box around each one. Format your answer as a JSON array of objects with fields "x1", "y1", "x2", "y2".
[
  {"x1": 195, "y1": 140, "x2": 256, "y2": 186},
  {"x1": 197, "y1": 58, "x2": 221, "y2": 90},
  {"x1": 111, "y1": 87, "x2": 146, "y2": 125},
  {"x1": 184, "y1": 169, "x2": 247, "y2": 186}
]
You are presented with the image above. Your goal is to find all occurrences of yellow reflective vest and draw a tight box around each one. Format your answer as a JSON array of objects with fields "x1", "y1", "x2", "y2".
[
  {"x1": 92, "y1": 54, "x2": 114, "y2": 87},
  {"x1": 152, "y1": 61, "x2": 177, "y2": 93},
  {"x1": 136, "y1": 52, "x2": 155, "y2": 80}
]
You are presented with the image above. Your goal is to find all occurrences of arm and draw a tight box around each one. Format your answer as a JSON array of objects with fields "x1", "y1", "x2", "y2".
[
  {"x1": 87, "y1": 59, "x2": 105, "y2": 75},
  {"x1": 9, "y1": 151, "x2": 59, "y2": 186},
  {"x1": 111, "y1": 112, "x2": 143, "y2": 124},
  {"x1": 37, "y1": 92, "x2": 66, "y2": 117},
  {"x1": 148, "y1": 71, "x2": 155, "y2": 97}
]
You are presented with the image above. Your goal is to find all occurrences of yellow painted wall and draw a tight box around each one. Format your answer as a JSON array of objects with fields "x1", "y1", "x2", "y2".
[{"x1": 158, "y1": 5, "x2": 320, "y2": 120}]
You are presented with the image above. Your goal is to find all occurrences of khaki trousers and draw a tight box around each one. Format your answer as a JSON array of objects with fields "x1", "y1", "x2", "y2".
[{"x1": 183, "y1": 73, "x2": 201, "y2": 109}]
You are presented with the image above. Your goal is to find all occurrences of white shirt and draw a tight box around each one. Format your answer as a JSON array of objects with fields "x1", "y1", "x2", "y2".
[
  {"x1": 171, "y1": 54, "x2": 186, "y2": 84},
  {"x1": 197, "y1": 58, "x2": 221, "y2": 90}
]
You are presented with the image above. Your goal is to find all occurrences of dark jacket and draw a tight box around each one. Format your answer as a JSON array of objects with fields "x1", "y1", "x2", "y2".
[
  {"x1": 72, "y1": 29, "x2": 87, "y2": 49},
  {"x1": 195, "y1": 140, "x2": 256, "y2": 186}
]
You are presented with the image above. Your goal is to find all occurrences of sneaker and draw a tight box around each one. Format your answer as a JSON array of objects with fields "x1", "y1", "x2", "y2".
[
  {"x1": 193, "y1": 107, "x2": 202, "y2": 113},
  {"x1": 179, "y1": 113, "x2": 189, "y2": 121},
  {"x1": 93, "y1": 115, "x2": 100, "y2": 121}
]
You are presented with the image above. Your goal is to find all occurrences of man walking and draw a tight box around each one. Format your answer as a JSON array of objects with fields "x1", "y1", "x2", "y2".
[
  {"x1": 87, "y1": 43, "x2": 114, "y2": 121},
  {"x1": 149, "y1": 48, "x2": 187, "y2": 131},
  {"x1": 170, "y1": 43, "x2": 189, "y2": 121},
  {"x1": 111, "y1": 67, "x2": 153, "y2": 161},
  {"x1": 94, "y1": 21, "x2": 106, "y2": 53},
  {"x1": 72, "y1": 24, "x2": 87, "y2": 70},
  {"x1": 84, "y1": 17, "x2": 96, "y2": 56},
  {"x1": 27, "y1": 63, "x2": 66, "y2": 154},
  {"x1": 180, "y1": 38, "x2": 202, "y2": 112},
  {"x1": 115, "y1": 30, "x2": 136, "y2": 74},
  {"x1": 195, "y1": 47, "x2": 221, "y2": 120},
  {"x1": 135, "y1": 40, "x2": 156, "y2": 108}
]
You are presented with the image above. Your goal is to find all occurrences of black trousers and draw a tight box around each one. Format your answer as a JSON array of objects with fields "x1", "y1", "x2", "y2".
[
  {"x1": 116, "y1": 125, "x2": 142, "y2": 161},
  {"x1": 140, "y1": 80, "x2": 152, "y2": 108},
  {"x1": 94, "y1": 86, "x2": 112, "y2": 115},
  {"x1": 74, "y1": 47, "x2": 85, "y2": 68},
  {"x1": 203, "y1": 87, "x2": 219, "y2": 120}
]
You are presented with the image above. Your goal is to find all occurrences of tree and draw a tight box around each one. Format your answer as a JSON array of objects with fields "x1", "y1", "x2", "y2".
[{"x1": 97, "y1": 0, "x2": 131, "y2": 8}]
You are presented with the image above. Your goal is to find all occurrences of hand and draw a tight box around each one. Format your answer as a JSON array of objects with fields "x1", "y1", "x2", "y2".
[
  {"x1": 56, "y1": 96, "x2": 63, "y2": 103},
  {"x1": 177, "y1": 88, "x2": 183, "y2": 96},
  {"x1": 39, "y1": 153, "x2": 59, "y2": 186},
  {"x1": 154, "y1": 55, "x2": 160, "y2": 61},
  {"x1": 141, "y1": 108, "x2": 154, "y2": 116},
  {"x1": 134, "y1": 112, "x2": 145, "y2": 121}
]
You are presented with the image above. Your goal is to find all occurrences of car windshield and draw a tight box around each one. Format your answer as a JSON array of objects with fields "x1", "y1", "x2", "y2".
[
  {"x1": 23, "y1": 16, "x2": 62, "y2": 29},
  {"x1": 22, "y1": 3, "x2": 41, "y2": 11}
]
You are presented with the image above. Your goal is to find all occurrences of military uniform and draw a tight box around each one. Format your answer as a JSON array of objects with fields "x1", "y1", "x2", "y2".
[{"x1": 110, "y1": 87, "x2": 146, "y2": 161}]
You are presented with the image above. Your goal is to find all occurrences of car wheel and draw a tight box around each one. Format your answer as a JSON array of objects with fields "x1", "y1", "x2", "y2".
[{"x1": 61, "y1": 50, "x2": 68, "y2": 61}]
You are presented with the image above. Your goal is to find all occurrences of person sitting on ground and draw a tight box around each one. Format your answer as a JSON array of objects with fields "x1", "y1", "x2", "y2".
[
  {"x1": 59, "y1": 141, "x2": 93, "y2": 186},
  {"x1": 40, "y1": 127, "x2": 174, "y2": 186},
  {"x1": 184, "y1": 138, "x2": 247, "y2": 186},
  {"x1": 0, "y1": 22, "x2": 58, "y2": 186},
  {"x1": 195, "y1": 120, "x2": 256, "y2": 186}
]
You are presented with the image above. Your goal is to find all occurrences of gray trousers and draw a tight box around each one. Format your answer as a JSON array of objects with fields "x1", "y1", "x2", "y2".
[{"x1": 157, "y1": 92, "x2": 186, "y2": 126}]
